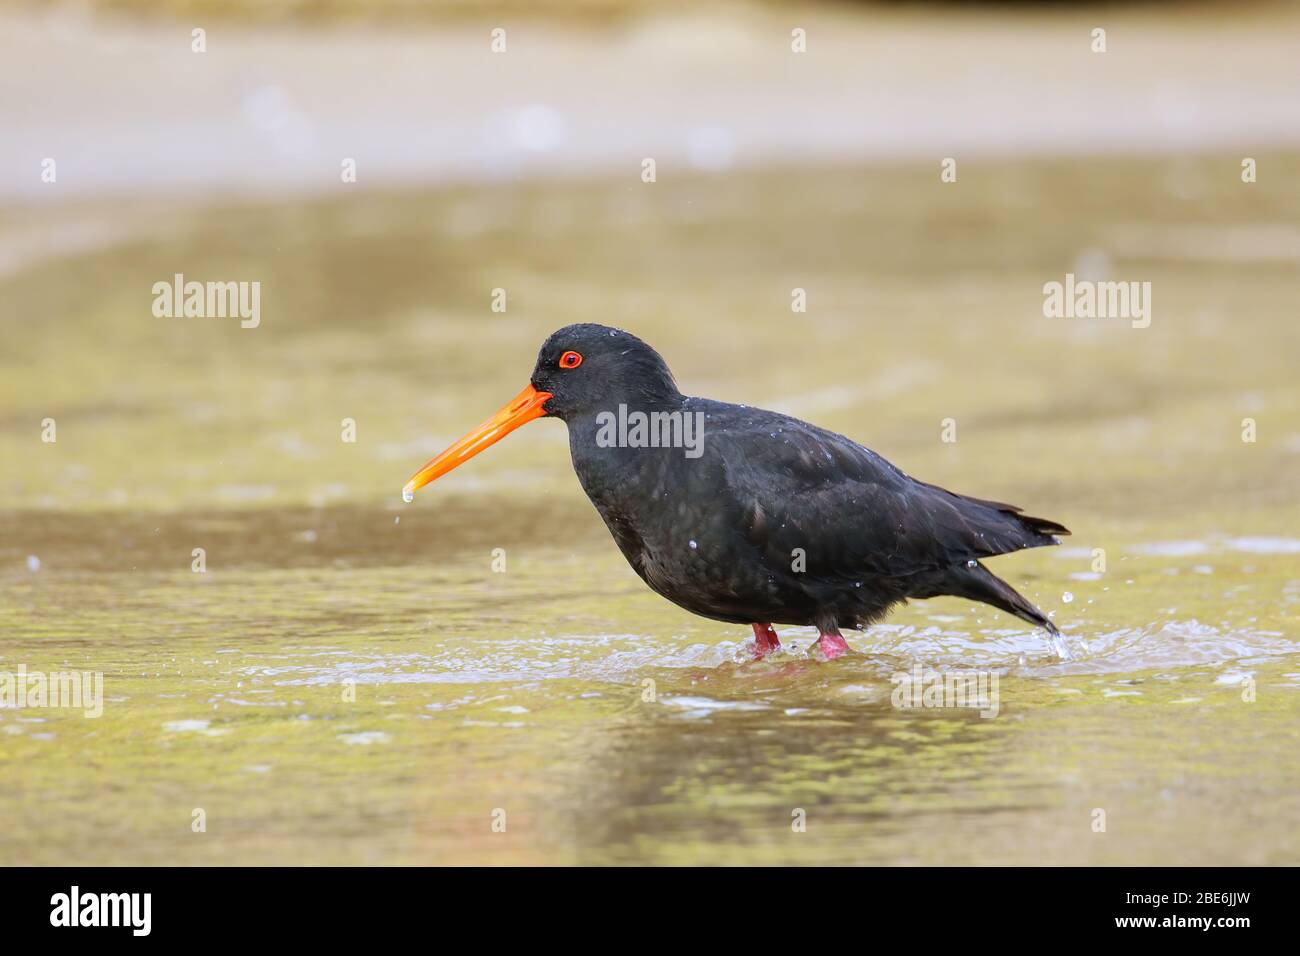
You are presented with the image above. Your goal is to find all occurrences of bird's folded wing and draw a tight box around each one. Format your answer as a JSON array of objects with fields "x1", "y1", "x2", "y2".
[{"x1": 712, "y1": 417, "x2": 1060, "y2": 580}]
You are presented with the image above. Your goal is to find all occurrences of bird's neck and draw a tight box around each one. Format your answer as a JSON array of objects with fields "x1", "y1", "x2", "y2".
[{"x1": 565, "y1": 397, "x2": 705, "y2": 515}]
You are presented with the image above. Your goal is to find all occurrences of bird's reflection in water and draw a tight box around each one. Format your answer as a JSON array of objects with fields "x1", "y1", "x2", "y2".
[{"x1": 555, "y1": 658, "x2": 1039, "y2": 866}]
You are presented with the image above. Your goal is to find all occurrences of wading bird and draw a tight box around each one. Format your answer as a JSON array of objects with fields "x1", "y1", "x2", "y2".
[{"x1": 404, "y1": 325, "x2": 1068, "y2": 660}]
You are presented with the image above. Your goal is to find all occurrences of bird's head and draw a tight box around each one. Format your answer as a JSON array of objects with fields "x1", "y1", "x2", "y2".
[
  {"x1": 529, "y1": 323, "x2": 681, "y2": 420},
  {"x1": 402, "y1": 324, "x2": 681, "y2": 500}
]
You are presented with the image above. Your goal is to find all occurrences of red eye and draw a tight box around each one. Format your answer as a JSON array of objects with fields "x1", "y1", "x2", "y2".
[{"x1": 559, "y1": 350, "x2": 583, "y2": 369}]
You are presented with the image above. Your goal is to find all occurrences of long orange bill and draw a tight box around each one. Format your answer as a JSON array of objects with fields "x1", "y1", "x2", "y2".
[{"x1": 402, "y1": 383, "x2": 553, "y2": 501}]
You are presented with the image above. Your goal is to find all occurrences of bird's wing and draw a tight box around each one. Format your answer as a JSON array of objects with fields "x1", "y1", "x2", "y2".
[{"x1": 709, "y1": 409, "x2": 1064, "y2": 581}]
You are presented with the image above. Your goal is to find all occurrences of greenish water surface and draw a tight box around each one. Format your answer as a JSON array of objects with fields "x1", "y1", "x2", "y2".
[{"x1": 2, "y1": 155, "x2": 1298, "y2": 864}]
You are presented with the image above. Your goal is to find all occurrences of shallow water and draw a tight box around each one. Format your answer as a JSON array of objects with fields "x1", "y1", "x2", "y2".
[{"x1": 3, "y1": 155, "x2": 1299, "y2": 864}]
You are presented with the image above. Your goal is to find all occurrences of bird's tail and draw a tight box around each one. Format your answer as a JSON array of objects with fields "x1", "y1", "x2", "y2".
[{"x1": 941, "y1": 561, "x2": 1059, "y2": 635}]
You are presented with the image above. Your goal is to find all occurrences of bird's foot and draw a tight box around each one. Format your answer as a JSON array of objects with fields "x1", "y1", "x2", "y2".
[
  {"x1": 815, "y1": 631, "x2": 851, "y2": 660},
  {"x1": 751, "y1": 623, "x2": 781, "y2": 658}
]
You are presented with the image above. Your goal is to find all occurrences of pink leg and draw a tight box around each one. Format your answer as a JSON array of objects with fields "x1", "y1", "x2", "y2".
[
  {"x1": 815, "y1": 627, "x2": 851, "y2": 660},
  {"x1": 751, "y1": 623, "x2": 781, "y2": 658}
]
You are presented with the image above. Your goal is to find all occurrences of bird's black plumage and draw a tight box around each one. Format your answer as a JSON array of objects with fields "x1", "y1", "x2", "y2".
[{"x1": 527, "y1": 324, "x2": 1068, "y2": 639}]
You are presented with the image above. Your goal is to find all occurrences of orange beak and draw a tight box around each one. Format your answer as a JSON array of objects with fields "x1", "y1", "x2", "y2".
[{"x1": 402, "y1": 384, "x2": 553, "y2": 501}]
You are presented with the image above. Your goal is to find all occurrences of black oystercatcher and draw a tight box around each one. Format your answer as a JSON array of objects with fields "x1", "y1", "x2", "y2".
[{"x1": 404, "y1": 324, "x2": 1069, "y2": 660}]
